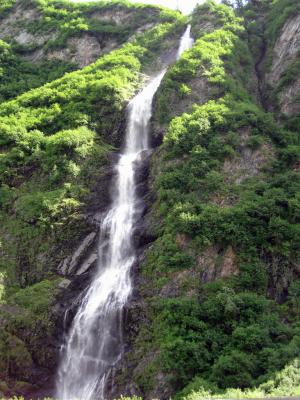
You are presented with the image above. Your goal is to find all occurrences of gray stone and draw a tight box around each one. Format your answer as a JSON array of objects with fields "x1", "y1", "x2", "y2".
[
  {"x1": 57, "y1": 232, "x2": 97, "y2": 276},
  {"x1": 58, "y1": 279, "x2": 71, "y2": 290},
  {"x1": 76, "y1": 252, "x2": 98, "y2": 276},
  {"x1": 58, "y1": 256, "x2": 71, "y2": 276},
  {"x1": 67, "y1": 232, "x2": 97, "y2": 274}
]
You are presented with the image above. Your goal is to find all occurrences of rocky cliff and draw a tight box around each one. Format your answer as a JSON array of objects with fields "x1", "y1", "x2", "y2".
[
  {"x1": 112, "y1": 1, "x2": 300, "y2": 398},
  {"x1": 265, "y1": 1, "x2": 300, "y2": 117},
  {"x1": 0, "y1": 0, "x2": 176, "y2": 101},
  {"x1": 0, "y1": 1, "x2": 184, "y2": 397},
  {"x1": 0, "y1": 0, "x2": 299, "y2": 399}
]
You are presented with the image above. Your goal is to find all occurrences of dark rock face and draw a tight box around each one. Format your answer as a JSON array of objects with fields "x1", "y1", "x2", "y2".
[
  {"x1": 85, "y1": 156, "x2": 118, "y2": 217},
  {"x1": 43, "y1": 91, "x2": 160, "y2": 400},
  {"x1": 23, "y1": 128, "x2": 126, "y2": 400},
  {"x1": 29, "y1": 36, "x2": 183, "y2": 400}
]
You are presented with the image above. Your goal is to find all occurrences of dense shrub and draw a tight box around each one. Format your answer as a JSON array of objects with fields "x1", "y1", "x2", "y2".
[
  {"x1": 135, "y1": 0, "x2": 300, "y2": 396},
  {"x1": 0, "y1": 0, "x2": 182, "y2": 102},
  {"x1": 0, "y1": 11, "x2": 184, "y2": 392}
]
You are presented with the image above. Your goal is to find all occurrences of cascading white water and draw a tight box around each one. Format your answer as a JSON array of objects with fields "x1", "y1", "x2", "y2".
[
  {"x1": 177, "y1": 24, "x2": 194, "y2": 59},
  {"x1": 56, "y1": 25, "x2": 193, "y2": 400}
]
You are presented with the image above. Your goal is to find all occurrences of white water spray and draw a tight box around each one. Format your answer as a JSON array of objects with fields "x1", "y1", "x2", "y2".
[
  {"x1": 177, "y1": 24, "x2": 194, "y2": 59},
  {"x1": 56, "y1": 25, "x2": 193, "y2": 400}
]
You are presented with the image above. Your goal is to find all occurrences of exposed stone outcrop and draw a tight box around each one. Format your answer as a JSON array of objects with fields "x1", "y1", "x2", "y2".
[
  {"x1": 266, "y1": 11, "x2": 300, "y2": 116},
  {"x1": 0, "y1": 1, "x2": 161, "y2": 69},
  {"x1": 46, "y1": 34, "x2": 118, "y2": 67},
  {"x1": 58, "y1": 231, "x2": 98, "y2": 276},
  {"x1": 223, "y1": 127, "x2": 273, "y2": 185},
  {"x1": 0, "y1": 6, "x2": 43, "y2": 41},
  {"x1": 267, "y1": 13, "x2": 300, "y2": 85},
  {"x1": 198, "y1": 245, "x2": 239, "y2": 283},
  {"x1": 278, "y1": 74, "x2": 300, "y2": 117}
]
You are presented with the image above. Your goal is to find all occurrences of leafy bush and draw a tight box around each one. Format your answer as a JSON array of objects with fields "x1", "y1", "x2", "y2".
[
  {"x1": 134, "y1": 0, "x2": 300, "y2": 396},
  {"x1": 0, "y1": 12, "x2": 184, "y2": 392},
  {"x1": 0, "y1": 0, "x2": 182, "y2": 102}
]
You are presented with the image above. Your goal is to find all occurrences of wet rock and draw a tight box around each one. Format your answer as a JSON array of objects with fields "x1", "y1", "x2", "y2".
[
  {"x1": 132, "y1": 221, "x2": 156, "y2": 249},
  {"x1": 57, "y1": 258, "x2": 70, "y2": 276},
  {"x1": 58, "y1": 279, "x2": 71, "y2": 290},
  {"x1": 86, "y1": 166, "x2": 116, "y2": 216},
  {"x1": 75, "y1": 252, "x2": 98, "y2": 275},
  {"x1": 57, "y1": 232, "x2": 97, "y2": 276}
]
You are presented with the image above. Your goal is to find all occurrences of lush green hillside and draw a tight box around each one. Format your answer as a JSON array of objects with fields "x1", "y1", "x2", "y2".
[
  {"x1": 120, "y1": 0, "x2": 300, "y2": 398},
  {"x1": 0, "y1": 1, "x2": 184, "y2": 395},
  {"x1": 0, "y1": 0, "x2": 179, "y2": 101},
  {"x1": 0, "y1": 0, "x2": 299, "y2": 398}
]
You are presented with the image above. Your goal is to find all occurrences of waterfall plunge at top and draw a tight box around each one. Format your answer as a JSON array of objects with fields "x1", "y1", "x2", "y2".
[
  {"x1": 177, "y1": 24, "x2": 194, "y2": 59},
  {"x1": 56, "y1": 25, "x2": 193, "y2": 400}
]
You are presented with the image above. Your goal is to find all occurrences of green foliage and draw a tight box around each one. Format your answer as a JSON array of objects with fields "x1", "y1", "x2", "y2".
[
  {"x1": 9, "y1": 278, "x2": 59, "y2": 315},
  {"x1": 27, "y1": 0, "x2": 181, "y2": 50},
  {"x1": 134, "y1": 0, "x2": 300, "y2": 397},
  {"x1": 276, "y1": 59, "x2": 300, "y2": 93},
  {"x1": 0, "y1": 0, "x2": 299, "y2": 397},
  {"x1": 0, "y1": 39, "x2": 76, "y2": 101},
  {"x1": 0, "y1": 0, "x2": 16, "y2": 15},
  {"x1": 0, "y1": 0, "x2": 183, "y2": 102},
  {"x1": 152, "y1": 286, "x2": 300, "y2": 391},
  {"x1": 0, "y1": 17, "x2": 182, "y2": 285},
  {"x1": 266, "y1": 0, "x2": 299, "y2": 46},
  {"x1": 155, "y1": 1, "x2": 252, "y2": 126},
  {"x1": 0, "y1": 14, "x2": 184, "y2": 392},
  {"x1": 0, "y1": 331, "x2": 33, "y2": 380},
  {"x1": 178, "y1": 359, "x2": 300, "y2": 399},
  {"x1": 192, "y1": 0, "x2": 243, "y2": 40},
  {"x1": 0, "y1": 279, "x2": 60, "y2": 383},
  {"x1": 145, "y1": 91, "x2": 299, "y2": 388}
]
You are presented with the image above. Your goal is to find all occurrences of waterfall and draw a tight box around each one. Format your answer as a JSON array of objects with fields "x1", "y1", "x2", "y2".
[
  {"x1": 177, "y1": 24, "x2": 194, "y2": 59},
  {"x1": 56, "y1": 25, "x2": 193, "y2": 400}
]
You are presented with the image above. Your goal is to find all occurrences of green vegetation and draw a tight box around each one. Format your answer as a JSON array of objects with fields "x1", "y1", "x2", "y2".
[
  {"x1": 155, "y1": 0, "x2": 253, "y2": 126},
  {"x1": 0, "y1": 0, "x2": 299, "y2": 397},
  {"x1": 28, "y1": 0, "x2": 180, "y2": 49},
  {"x1": 0, "y1": 39, "x2": 76, "y2": 102},
  {"x1": 0, "y1": 3, "x2": 184, "y2": 394},
  {"x1": 0, "y1": 0, "x2": 181, "y2": 101},
  {"x1": 0, "y1": 0, "x2": 16, "y2": 15},
  {"x1": 0, "y1": 398, "x2": 52, "y2": 400},
  {"x1": 0, "y1": 279, "x2": 60, "y2": 392},
  {"x1": 130, "y1": 0, "x2": 300, "y2": 397},
  {"x1": 180, "y1": 359, "x2": 300, "y2": 398},
  {"x1": 265, "y1": 0, "x2": 299, "y2": 45},
  {"x1": 0, "y1": 12, "x2": 183, "y2": 279}
]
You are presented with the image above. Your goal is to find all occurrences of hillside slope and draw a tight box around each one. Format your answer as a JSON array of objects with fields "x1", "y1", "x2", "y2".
[
  {"x1": 0, "y1": 1, "x2": 184, "y2": 396},
  {"x1": 0, "y1": 0, "x2": 299, "y2": 399},
  {"x1": 114, "y1": 1, "x2": 300, "y2": 398},
  {"x1": 0, "y1": 0, "x2": 177, "y2": 101}
]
